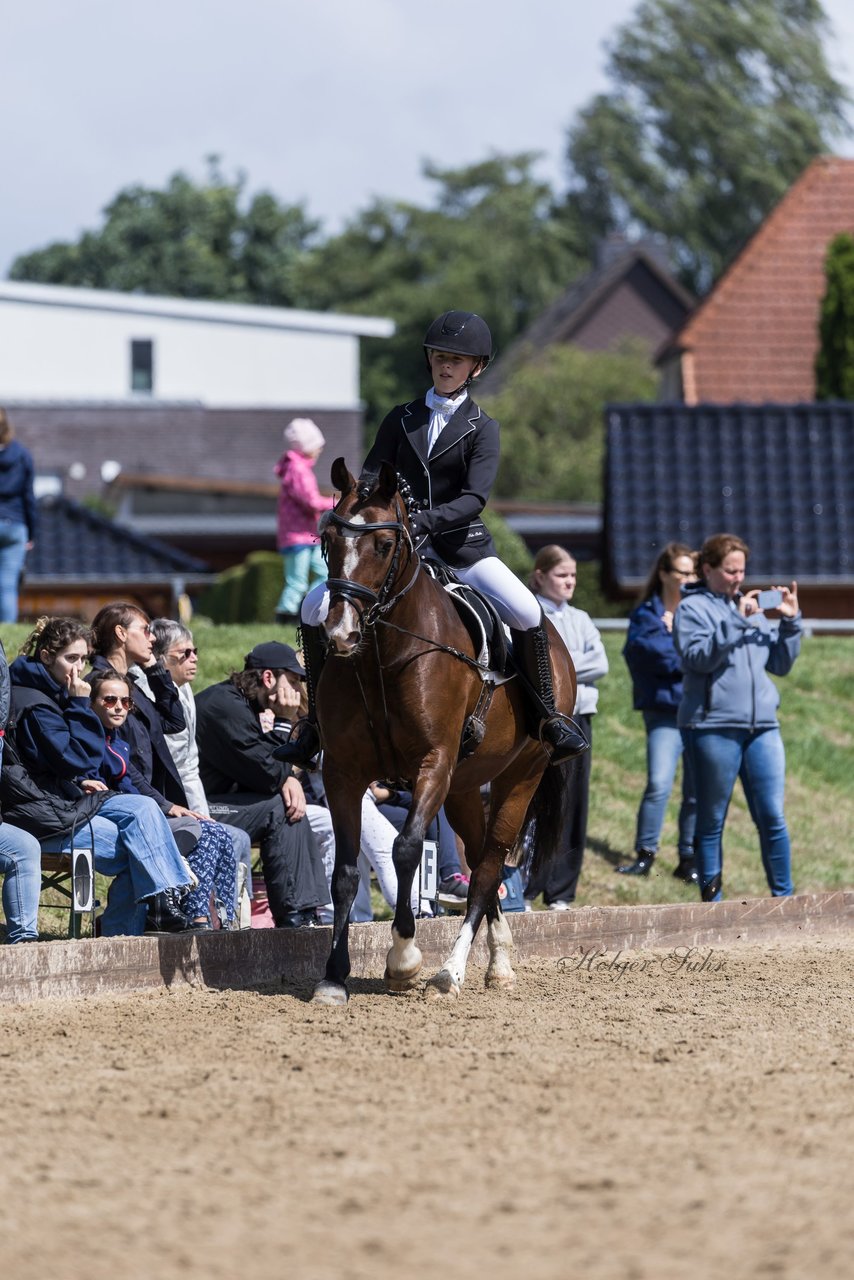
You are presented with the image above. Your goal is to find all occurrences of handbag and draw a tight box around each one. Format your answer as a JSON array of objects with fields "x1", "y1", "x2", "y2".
[{"x1": 0, "y1": 731, "x2": 110, "y2": 840}]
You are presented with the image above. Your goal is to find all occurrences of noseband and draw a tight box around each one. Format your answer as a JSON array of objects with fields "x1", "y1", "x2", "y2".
[{"x1": 323, "y1": 502, "x2": 420, "y2": 630}]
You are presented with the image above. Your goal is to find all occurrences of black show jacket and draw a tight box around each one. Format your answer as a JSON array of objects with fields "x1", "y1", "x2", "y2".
[{"x1": 361, "y1": 395, "x2": 499, "y2": 568}]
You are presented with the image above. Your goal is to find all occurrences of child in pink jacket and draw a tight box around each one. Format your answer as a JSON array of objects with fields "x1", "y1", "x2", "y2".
[{"x1": 274, "y1": 418, "x2": 332, "y2": 622}]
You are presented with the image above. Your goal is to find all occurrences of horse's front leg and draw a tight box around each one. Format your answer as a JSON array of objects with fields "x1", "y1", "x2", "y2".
[
  {"x1": 312, "y1": 777, "x2": 364, "y2": 1007},
  {"x1": 386, "y1": 769, "x2": 448, "y2": 994}
]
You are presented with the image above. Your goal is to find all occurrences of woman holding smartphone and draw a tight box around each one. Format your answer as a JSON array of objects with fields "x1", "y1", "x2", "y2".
[{"x1": 673, "y1": 533, "x2": 801, "y2": 902}]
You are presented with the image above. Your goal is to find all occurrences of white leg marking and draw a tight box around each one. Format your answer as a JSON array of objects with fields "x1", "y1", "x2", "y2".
[
  {"x1": 426, "y1": 920, "x2": 475, "y2": 1001},
  {"x1": 385, "y1": 926, "x2": 423, "y2": 992},
  {"x1": 485, "y1": 910, "x2": 516, "y2": 990}
]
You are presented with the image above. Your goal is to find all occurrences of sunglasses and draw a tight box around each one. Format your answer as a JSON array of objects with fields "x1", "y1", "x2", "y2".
[
  {"x1": 99, "y1": 695, "x2": 133, "y2": 709},
  {"x1": 170, "y1": 647, "x2": 198, "y2": 661}
]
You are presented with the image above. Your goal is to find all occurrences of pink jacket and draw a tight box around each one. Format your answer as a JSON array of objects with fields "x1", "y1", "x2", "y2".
[{"x1": 275, "y1": 450, "x2": 332, "y2": 548}]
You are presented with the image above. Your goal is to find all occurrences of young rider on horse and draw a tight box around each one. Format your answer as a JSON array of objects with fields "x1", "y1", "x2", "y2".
[{"x1": 279, "y1": 309, "x2": 588, "y2": 769}]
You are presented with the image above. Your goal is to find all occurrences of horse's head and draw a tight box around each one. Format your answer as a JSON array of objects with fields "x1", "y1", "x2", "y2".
[{"x1": 319, "y1": 457, "x2": 414, "y2": 655}]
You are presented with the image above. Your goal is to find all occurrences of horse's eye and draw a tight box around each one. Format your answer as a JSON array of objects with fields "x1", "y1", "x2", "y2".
[{"x1": 377, "y1": 538, "x2": 394, "y2": 557}]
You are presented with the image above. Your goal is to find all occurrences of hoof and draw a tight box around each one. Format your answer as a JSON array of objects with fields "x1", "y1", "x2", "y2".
[
  {"x1": 485, "y1": 967, "x2": 516, "y2": 991},
  {"x1": 425, "y1": 969, "x2": 461, "y2": 1001},
  {"x1": 384, "y1": 968, "x2": 423, "y2": 994},
  {"x1": 311, "y1": 980, "x2": 349, "y2": 1006}
]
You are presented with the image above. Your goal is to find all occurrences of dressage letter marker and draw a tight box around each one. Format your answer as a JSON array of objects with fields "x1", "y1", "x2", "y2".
[{"x1": 420, "y1": 840, "x2": 438, "y2": 902}]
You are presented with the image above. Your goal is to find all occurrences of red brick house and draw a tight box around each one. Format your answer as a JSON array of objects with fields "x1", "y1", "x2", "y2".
[{"x1": 658, "y1": 156, "x2": 854, "y2": 403}]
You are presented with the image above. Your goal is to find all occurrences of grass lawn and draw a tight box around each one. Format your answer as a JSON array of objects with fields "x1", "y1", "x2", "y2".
[{"x1": 2, "y1": 621, "x2": 852, "y2": 939}]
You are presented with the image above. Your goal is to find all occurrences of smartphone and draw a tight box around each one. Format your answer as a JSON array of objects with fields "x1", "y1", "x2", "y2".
[{"x1": 757, "y1": 588, "x2": 784, "y2": 610}]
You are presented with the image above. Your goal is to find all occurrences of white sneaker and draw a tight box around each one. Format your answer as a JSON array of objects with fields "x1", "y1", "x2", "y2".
[{"x1": 547, "y1": 900, "x2": 572, "y2": 911}]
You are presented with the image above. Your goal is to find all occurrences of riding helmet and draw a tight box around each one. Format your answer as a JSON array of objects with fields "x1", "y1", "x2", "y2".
[{"x1": 423, "y1": 310, "x2": 493, "y2": 367}]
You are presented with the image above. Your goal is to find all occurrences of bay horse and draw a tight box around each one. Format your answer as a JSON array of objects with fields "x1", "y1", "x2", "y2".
[{"x1": 310, "y1": 458, "x2": 577, "y2": 1006}]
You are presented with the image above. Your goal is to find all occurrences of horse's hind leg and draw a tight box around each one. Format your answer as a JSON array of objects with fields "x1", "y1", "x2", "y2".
[
  {"x1": 429, "y1": 769, "x2": 537, "y2": 997},
  {"x1": 425, "y1": 786, "x2": 484, "y2": 1000}
]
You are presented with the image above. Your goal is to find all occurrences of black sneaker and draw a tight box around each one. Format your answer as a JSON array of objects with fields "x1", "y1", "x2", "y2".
[{"x1": 437, "y1": 873, "x2": 470, "y2": 907}]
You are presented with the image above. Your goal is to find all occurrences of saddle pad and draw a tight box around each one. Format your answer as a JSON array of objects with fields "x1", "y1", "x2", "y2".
[{"x1": 443, "y1": 582, "x2": 509, "y2": 676}]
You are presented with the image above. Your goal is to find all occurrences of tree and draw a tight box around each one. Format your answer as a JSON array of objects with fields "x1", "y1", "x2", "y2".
[
  {"x1": 815, "y1": 232, "x2": 854, "y2": 399},
  {"x1": 480, "y1": 342, "x2": 658, "y2": 504},
  {"x1": 9, "y1": 158, "x2": 319, "y2": 306},
  {"x1": 294, "y1": 154, "x2": 587, "y2": 422},
  {"x1": 562, "y1": 0, "x2": 850, "y2": 294}
]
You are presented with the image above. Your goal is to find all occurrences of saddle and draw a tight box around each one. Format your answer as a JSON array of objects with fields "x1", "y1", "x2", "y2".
[
  {"x1": 422, "y1": 561, "x2": 511, "y2": 761},
  {"x1": 422, "y1": 561, "x2": 509, "y2": 676}
]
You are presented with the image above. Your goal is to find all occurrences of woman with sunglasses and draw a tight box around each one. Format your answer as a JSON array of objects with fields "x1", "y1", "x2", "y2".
[
  {"x1": 147, "y1": 618, "x2": 253, "y2": 913},
  {"x1": 87, "y1": 603, "x2": 237, "y2": 929},
  {"x1": 87, "y1": 667, "x2": 237, "y2": 929},
  {"x1": 7, "y1": 616, "x2": 195, "y2": 934}
]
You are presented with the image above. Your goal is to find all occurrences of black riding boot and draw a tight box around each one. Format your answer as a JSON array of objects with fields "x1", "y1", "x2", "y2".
[
  {"x1": 273, "y1": 624, "x2": 326, "y2": 770},
  {"x1": 510, "y1": 616, "x2": 589, "y2": 765}
]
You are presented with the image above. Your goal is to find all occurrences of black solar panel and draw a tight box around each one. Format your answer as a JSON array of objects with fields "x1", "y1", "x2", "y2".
[
  {"x1": 28, "y1": 496, "x2": 209, "y2": 580},
  {"x1": 605, "y1": 403, "x2": 854, "y2": 584}
]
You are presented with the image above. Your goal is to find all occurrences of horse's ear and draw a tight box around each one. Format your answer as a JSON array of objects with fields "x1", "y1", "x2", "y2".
[
  {"x1": 377, "y1": 460, "x2": 399, "y2": 501},
  {"x1": 331, "y1": 457, "x2": 355, "y2": 495}
]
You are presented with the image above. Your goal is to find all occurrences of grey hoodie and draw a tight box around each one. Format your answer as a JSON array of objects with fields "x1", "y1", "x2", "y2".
[{"x1": 673, "y1": 581, "x2": 802, "y2": 730}]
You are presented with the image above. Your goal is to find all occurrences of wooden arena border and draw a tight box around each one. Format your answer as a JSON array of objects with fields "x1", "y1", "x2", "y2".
[{"x1": 1, "y1": 890, "x2": 851, "y2": 1004}]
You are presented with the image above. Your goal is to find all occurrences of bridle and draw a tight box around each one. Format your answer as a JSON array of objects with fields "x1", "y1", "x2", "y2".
[{"x1": 322, "y1": 498, "x2": 421, "y2": 634}]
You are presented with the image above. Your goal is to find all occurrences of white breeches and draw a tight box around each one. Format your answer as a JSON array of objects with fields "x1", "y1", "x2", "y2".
[{"x1": 300, "y1": 556, "x2": 541, "y2": 631}]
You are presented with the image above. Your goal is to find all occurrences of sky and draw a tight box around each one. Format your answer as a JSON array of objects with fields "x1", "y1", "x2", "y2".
[{"x1": 4, "y1": 0, "x2": 854, "y2": 276}]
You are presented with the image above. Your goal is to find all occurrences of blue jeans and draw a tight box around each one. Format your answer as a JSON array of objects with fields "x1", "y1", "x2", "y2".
[
  {"x1": 0, "y1": 821, "x2": 42, "y2": 943},
  {"x1": 684, "y1": 726, "x2": 793, "y2": 901},
  {"x1": 0, "y1": 518, "x2": 28, "y2": 622},
  {"x1": 635, "y1": 711, "x2": 696, "y2": 856},
  {"x1": 43, "y1": 793, "x2": 190, "y2": 936},
  {"x1": 277, "y1": 544, "x2": 325, "y2": 615}
]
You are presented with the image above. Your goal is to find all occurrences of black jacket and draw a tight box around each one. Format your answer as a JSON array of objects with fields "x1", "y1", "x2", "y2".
[
  {"x1": 86, "y1": 655, "x2": 188, "y2": 812},
  {"x1": 361, "y1": 394, "x2": 499, "y2": 567},
  {"x1": 196, "y1": 680, "x2": 293, "y2": 798}
]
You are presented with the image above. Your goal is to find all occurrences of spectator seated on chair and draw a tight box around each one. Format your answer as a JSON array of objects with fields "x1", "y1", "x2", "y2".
[
  {"x1": 0, "y1": 634, "x2": 42, "y2": 944},
  {"x1": 147, "y1": 619, "x2": 254, "y2": 918},
  {"x1": 87, "y1": 667, "x2": 237, "y2": 931},
  {"x1": 7, "y1": 616, "x2": 195, "y2": 936},
  {"x1": 195, "y1": 641, "x2": 329, "y2": 929}
]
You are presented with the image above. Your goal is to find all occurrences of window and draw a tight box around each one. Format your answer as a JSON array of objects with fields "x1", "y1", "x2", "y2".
[{"x1": 130, "y1": 339, "x2": 154, "y2": 393}]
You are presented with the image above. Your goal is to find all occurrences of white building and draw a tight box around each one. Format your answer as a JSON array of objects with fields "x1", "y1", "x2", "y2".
[
  {"x1": 0, "y1": 283, "x2": 394, "y2": 564},
  {"x1": 0, "y1": 280, "x2": 393, "y2": 408}
]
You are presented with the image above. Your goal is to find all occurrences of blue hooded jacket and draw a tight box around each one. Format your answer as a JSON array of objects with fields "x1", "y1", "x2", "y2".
[
  {"x1": 673, "y1": 581, "x2": 802, "y2": 730},
  {"x1": 8, "y1": 654, "x2": 106, "y2": 780},
  {"x1": 0, "y1": 440, "x2": 38, "y2": 540},
  {"x1": 623, "y1": 593, "x2": 684, "y2": 712}
]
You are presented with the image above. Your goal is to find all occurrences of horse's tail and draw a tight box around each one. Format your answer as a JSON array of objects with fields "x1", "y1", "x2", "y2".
[{"x1": 516, "y1": 760, "x2": 571, "y2": 881}]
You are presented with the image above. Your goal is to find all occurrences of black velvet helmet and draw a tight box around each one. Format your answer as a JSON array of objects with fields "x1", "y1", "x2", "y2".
[{"x1": 423, "y1": 310, "x2": 493, "y2": 366}]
